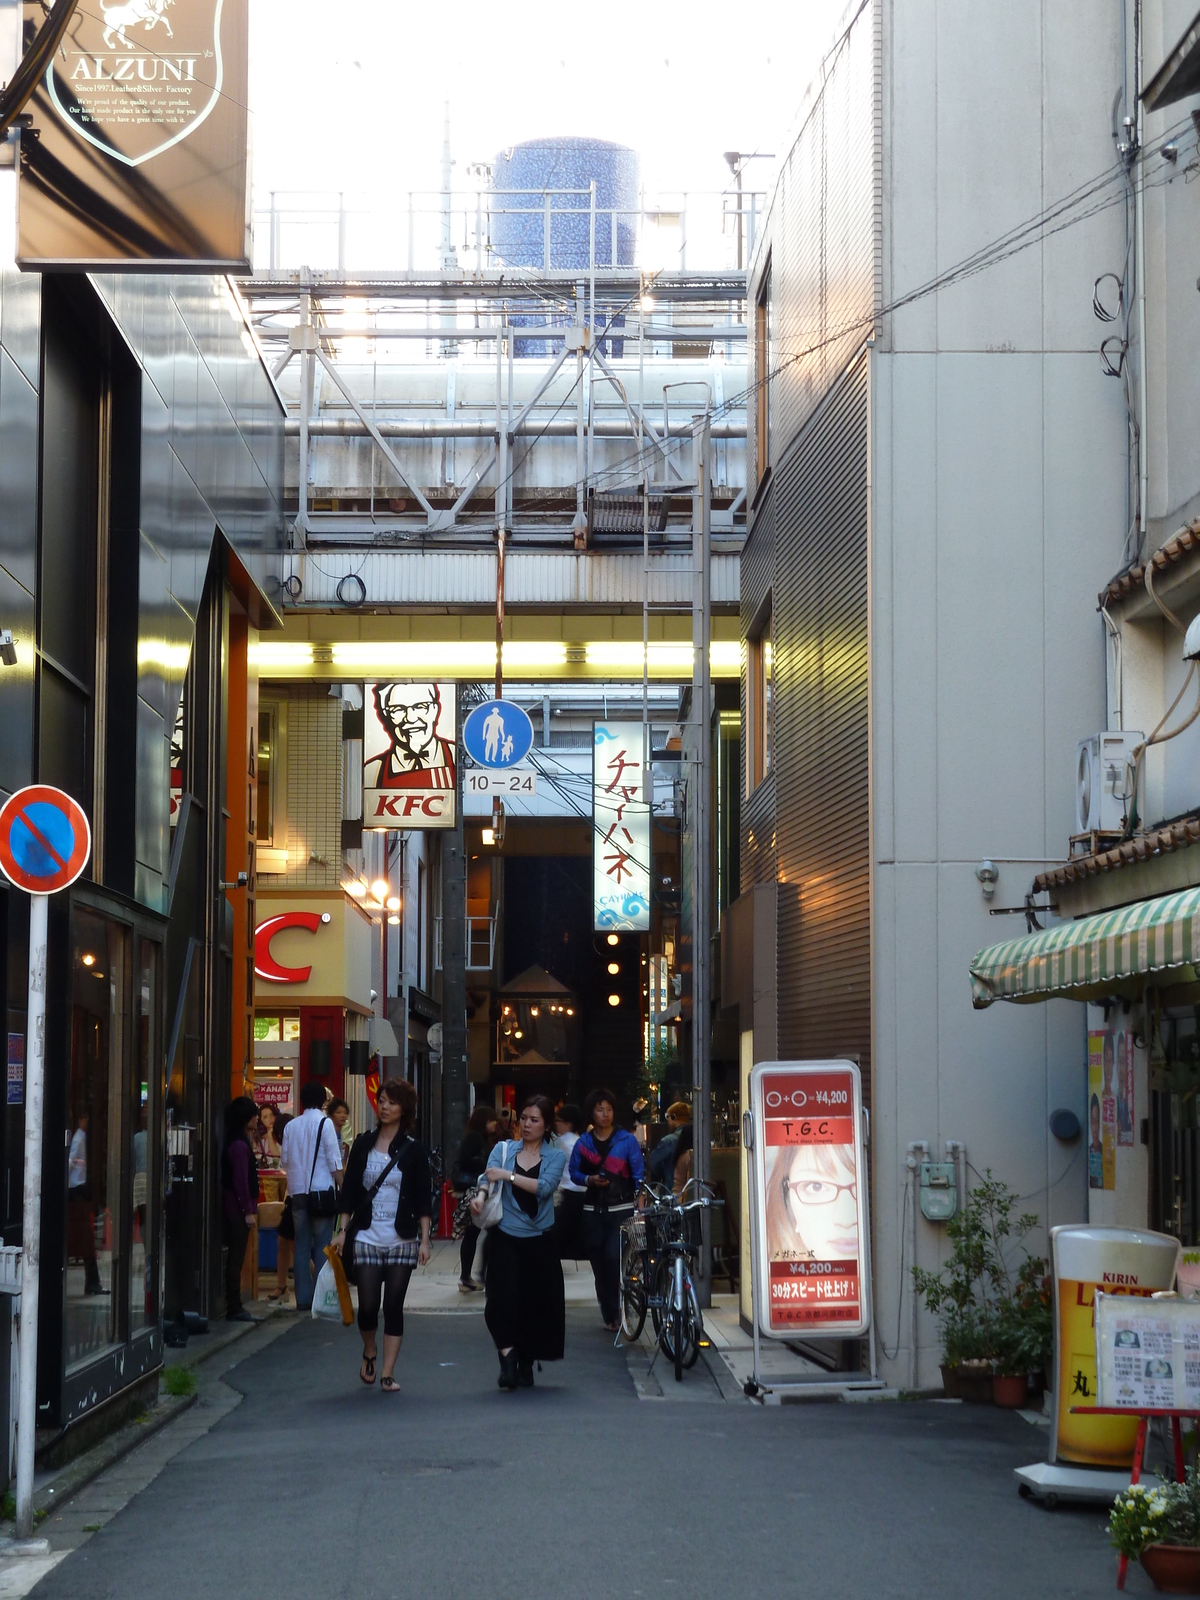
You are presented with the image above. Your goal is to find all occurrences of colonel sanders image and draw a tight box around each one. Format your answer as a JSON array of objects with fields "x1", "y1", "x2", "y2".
[{"x1": 365, "y1": 682, "x2": 456, "y2": 791}]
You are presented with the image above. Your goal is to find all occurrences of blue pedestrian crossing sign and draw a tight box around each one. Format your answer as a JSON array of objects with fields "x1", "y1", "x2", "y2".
[{"x1": 462, "y1": 699, "x2": 534, "y2": 770}]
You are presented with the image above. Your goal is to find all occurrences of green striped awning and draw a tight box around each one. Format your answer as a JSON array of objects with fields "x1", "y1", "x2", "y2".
[{"x1": 970, "y1": 885, "x2": 1200, "y2": 1008}]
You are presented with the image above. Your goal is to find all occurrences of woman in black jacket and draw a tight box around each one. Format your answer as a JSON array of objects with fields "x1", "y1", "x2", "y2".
[{"x1": 333, "y1": 1080, "x2": 432, "y2": 1393}]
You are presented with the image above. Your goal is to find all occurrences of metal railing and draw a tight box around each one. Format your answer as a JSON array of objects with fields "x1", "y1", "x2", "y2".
[{"x1": 252, "y1": 186, "x2": 765, "y2": 278}]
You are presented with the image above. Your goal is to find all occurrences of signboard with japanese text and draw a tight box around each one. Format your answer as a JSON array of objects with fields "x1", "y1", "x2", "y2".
[
  {"x1": 748, "y1": 1060, "x2": 871, "y2": 1340},
  {"x1": 18, "y1": 0, "x2": 251, "y2": 267},
  {"x1": 7, "y1": 1034, "x2": 23, "y2": 1106},
  {"x1": 592, "y1": 720, "x2": 650, "y2": 931},
  {"x1": 1049, "y1": 1225, "x2": 1180, "y2": 1467},
  {"x1": 363, "y1": 682, "x2": 457, "y2": 831},
  {"x1": 1096, "y1": 1293, "x2": 1200, "y2": 1411}
]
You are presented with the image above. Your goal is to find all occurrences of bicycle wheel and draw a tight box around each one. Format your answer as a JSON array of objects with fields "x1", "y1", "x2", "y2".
[
  {"x1": 620, "y1": 1243, "x2": 647, "y2": 1341},
  {"x1": 673, "y1": 1304, "x2": 684, "y2": 1381}
]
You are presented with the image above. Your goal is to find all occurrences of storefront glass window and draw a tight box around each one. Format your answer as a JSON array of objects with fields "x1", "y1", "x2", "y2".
[
  {"x1": 257, "y1": 707, "x2": 275, "y2": 843},
  {"x1": 68, "y1": 909, "x2": 128, "y2": 1369},
  {"x1": 130, "y1": 939, "x2": 158, "y2": 1337}
]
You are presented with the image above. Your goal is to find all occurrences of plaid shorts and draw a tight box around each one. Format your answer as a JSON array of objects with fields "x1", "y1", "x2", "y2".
[{"x1": 353, "y1": 1237, "x2": 419, "y2": 1268}]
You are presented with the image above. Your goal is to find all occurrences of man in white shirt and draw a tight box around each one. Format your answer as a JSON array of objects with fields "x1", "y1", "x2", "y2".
[{"x1": 280, "y1": 1081, "x2": 342, "y2": 1310}]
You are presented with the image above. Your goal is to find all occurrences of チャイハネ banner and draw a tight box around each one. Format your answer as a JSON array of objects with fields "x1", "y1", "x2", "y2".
[
  {"x1": 363, "y1": 682, "x2": 457, "y2": 831},
  {"x1": 592, "y1": 719, "x2": 650, "y2": 931},
  {"x1": 17, "y1": 0, "x2": 250, "y2": 268}
]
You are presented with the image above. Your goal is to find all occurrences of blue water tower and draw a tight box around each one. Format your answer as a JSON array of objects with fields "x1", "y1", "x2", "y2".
[{"x1": 492, "y1": 138, "x2": 640, "y2": 355}]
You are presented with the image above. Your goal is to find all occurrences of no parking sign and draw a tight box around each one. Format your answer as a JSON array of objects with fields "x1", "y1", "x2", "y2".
[
  {"x1": 0, "y1": 784, "x2": 91, "y2": 1541},
  {"x1": 0, "y1": 785, "x2": 91, "y2": 894}
]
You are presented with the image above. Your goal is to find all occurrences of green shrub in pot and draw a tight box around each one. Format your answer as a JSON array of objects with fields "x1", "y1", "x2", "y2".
[{"x1": 912, "y1": 1173, "x2": 1049, "y2": 1379}]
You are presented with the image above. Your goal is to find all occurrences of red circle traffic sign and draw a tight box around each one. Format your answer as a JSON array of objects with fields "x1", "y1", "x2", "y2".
[{"x1": 0, "y1": 786, "x2": 91, "y2": 894}]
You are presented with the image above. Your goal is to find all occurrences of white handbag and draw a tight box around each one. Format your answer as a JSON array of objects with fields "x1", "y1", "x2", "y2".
[{"x1": 470, "y1": 1141, "x2": 510, "y2": 1230}]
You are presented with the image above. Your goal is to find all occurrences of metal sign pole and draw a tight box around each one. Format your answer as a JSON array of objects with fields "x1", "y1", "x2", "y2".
[
  {"x1": 14, "y1": 893, "x2": 46, "y2": 1543},
  {"x1": 742, "y1": 1107, "x2": 762, "y2": 1396}
]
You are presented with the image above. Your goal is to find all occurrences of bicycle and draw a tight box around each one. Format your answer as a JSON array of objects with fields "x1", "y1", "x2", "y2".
[{"x1": 619, "y1": 1180, "x2": 723, "y2": 1382}]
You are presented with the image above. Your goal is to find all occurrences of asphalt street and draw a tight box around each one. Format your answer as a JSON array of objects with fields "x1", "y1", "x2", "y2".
[{"x1": 24, "y1": 1307, "x2": 1124, "y2": 1600}]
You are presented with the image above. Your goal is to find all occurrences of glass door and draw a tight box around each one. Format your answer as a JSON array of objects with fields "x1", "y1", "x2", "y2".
[{"x1": 67, "y1": 909, "x2": 129, "y2": 1369}]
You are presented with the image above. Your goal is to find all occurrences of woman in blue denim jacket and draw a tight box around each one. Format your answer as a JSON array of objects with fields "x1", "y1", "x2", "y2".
[{"x1": 478, "y1": 1095, "x2": 567, "y2": 1390}]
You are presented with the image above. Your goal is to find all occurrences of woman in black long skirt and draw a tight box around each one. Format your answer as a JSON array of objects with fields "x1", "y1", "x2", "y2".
[{"x1": 476, "y1": 1095, "x2": 567, "y2": 1391}]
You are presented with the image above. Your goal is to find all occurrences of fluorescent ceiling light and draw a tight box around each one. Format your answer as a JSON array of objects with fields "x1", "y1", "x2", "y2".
[{"x1": 250, "y1": 642, "x2": 315, "y2": 667}]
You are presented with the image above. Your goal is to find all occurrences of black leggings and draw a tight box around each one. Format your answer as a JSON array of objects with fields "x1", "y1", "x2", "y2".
[
  {"x1": 460, "y1": 1223, "x2": 480, "y2": 1284},
  {"x1": 355, "y1": 1263, "x2": 414, "y2": 1339}
]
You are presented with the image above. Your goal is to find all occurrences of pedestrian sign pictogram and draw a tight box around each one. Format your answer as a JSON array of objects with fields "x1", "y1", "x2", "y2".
[
  {"x1": 0, "y1": 785, "x2": 91, "y2": 895},
  {"x1": 463, "y1": 699, "x2": 534, "y2": 770}
]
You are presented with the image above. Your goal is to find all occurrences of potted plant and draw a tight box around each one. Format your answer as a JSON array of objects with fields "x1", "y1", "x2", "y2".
[
  {"x1": 912, "y1": 1173, "x2": 1049, "y2": 1402},
  {"x1": 992, "y1": 1256, "x2": 1053, "y2": 1407},
  {"x1": 1110, "y1": 1473, "x2": 1200, "y2": 1592}
]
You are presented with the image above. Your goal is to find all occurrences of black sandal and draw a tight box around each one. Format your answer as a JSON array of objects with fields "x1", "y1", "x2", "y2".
[
  {"x1": 380, "y1": 1375, "x2": 400, "y2": 1394},
  {"x1": 359, "y1": 1356, "x2": 376, "y2": 1386}
]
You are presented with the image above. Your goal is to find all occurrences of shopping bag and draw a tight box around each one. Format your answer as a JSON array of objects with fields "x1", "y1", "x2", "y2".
[
  {"x1": 311, "y1": 1258, "x2": 343, "y2": 1321},
  {"x1": 323, "y1": 1244, "x2": 355, "y2": 1325}
]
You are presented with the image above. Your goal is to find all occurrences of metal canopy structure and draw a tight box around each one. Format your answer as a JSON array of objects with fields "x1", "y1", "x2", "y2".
[{"x1": 238, "y1": 182, "x2": 750, "y2": 553}]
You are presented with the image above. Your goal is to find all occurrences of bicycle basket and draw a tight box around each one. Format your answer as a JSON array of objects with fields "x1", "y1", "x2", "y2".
[{"x1": 624, "y1": 1216, "x2": 647, "y2": 1252}]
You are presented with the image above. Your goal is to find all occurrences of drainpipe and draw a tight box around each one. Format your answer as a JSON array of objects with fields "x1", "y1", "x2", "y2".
[
  {"x1": 945, "y1": 1139, "x2": 967, "y2": 1215},
  {"x1": 906, "y1": 1141, "x2": 928, "y2": 1392},
  {"x1": 1135, "y1": 13, "x2": 1148, "y2": 553}
]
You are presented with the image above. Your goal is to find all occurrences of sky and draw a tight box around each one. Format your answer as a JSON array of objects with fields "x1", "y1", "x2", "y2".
[{"x1": 247, "y1": 0, "x2": 848, "y2": 273}]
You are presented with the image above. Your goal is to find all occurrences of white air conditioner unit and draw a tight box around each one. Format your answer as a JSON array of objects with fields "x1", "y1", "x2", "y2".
[{"x1": 1076, "y1": 731, "x2": 1142, "y2": 833}]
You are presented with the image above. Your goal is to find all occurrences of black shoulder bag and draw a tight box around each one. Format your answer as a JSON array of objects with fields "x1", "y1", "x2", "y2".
[
  {"x1": 298, "y1": 1116, "x2": 340, "y2": 1219},
  {"x1": 341, "y1": 1142, "x2": 406, "y2": 1286}
]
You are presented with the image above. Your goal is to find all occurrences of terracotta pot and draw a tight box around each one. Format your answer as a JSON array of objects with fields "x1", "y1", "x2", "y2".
[
  {"x1": 1140, "y1": 1543, "x2": 1200, "y2": 1593},
  {"x1": 993, "y1": 1373, "x2": 1029, "y2": 1408},
  {"x1": 956, "y1": 1361, "x2": 995, "y2": 1404},
  {"x1": 939, "y1": 1363, "x2": 961, "y2": 1399}
]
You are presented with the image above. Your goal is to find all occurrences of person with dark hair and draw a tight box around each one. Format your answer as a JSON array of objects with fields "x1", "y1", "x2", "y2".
[
  {"x1": 221, "y1": 1096, "x2": 261, "y2": 1323},
  {"x1": 327, "y1": 1097, "x2": 351, "y2": 1181},
  {"x1": 334, "y1": 1080, "x2": 432, "y2": 1394},
  {"x1": 552, "y1": 1103, "x2": 587, "y2": 1260},
  {"x1": 454, "y1": 1104, "x2": 502, "y2": 1292},
  {"x1": 280, "y1": 1080, "x2": 343, "y2": 1312},
  {"x1": 477, "y1": 1094, "x2": 567, "y2": 1390},
  {"x1": 569, "y1": 1088, "x2": 645, "y2": 1331}
]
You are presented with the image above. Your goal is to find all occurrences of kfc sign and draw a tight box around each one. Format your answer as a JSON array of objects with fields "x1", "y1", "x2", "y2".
[
  {"x1": 254, "y1": 911, "x2": 331, "y2": 983},
  {"x1": 363, "y1": 682, "x2": 457, "y2": 830}
]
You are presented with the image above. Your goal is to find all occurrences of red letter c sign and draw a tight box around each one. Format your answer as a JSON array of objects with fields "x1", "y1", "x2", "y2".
[{"x1": 254, "y1": 912, "x2": 330, "y2": 983}]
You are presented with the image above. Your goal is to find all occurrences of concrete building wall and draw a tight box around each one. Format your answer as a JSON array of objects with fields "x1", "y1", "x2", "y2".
[{"x1": 872, "y1": 0, "x2": 1128, "y2": 1386}]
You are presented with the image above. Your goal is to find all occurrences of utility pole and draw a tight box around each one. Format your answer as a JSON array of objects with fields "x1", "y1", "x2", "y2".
[
  {"x1": 691, "y1": 413, "x2": 712, "y2": 1308},
  {"x1": 440, "y1": 691, "x2": 468, "y2": 1169}
]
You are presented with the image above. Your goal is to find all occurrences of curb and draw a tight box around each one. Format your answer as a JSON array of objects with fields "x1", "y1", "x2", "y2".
[{"x1": 9, "y1": 1304, "x2": 285, "y2": 1531}]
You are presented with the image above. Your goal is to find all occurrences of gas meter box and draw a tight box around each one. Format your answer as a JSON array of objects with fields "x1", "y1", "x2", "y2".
[{"x1": 919, "y1": 1161, "x2": 958, "y2": 1221}]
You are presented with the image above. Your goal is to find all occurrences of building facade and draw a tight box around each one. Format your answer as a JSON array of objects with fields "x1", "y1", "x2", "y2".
[
  {"x1": 732, "y1": 0, "x2": 1170, "y2": 1385},
  {"x1": 0, "y1": 253, "x2": 285, "y2": 1449}
]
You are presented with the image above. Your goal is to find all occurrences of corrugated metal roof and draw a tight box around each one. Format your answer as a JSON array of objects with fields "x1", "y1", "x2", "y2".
[{"x1": 281, "y1": 548, "x2": 740, "y2": 607}]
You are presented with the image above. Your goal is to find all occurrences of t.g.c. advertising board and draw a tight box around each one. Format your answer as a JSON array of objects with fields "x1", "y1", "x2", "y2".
[
  {"x1": 17, "y1": 0, "x2": 250, "y2": 267},
  {"x1": 748, "y1": 1061, "x2": 871, "y2": 1340}
]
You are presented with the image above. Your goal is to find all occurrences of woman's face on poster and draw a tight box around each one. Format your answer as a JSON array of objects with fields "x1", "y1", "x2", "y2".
[{"x1": 781, "y1": 1145, "x2": 859, "y2": 1261}]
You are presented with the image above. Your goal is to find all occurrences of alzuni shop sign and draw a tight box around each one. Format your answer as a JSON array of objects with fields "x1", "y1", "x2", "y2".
[{"x1": 17, "y1": 0, "x2": 250, "y2": 267}]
